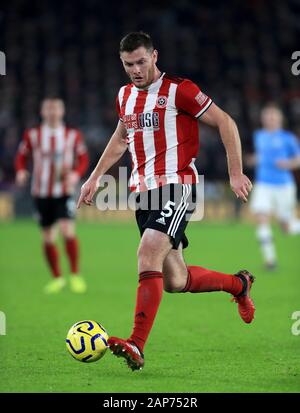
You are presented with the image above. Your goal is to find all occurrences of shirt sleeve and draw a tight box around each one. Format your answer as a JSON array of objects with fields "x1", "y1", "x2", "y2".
[
  {"x1": 74, "y1": 130, "x2": 89, "y2": 177},
  {"x1": 74, "y1": 130, "x2": 88, "y2": 156},
  {"x1": 15, "y1": 129, "x2": 32, "y2": 171},
  {"x1": 175, "y1": 79, "x2": 212, "y2": 118}
]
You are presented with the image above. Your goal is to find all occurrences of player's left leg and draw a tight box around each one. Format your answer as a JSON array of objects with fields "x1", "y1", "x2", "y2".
[
  {"x1": 59, "y1": 218, "x2": 86, "y2": 293},
  {"x1": 162, "y1": 245, "x2": 255, "y2": 324}
]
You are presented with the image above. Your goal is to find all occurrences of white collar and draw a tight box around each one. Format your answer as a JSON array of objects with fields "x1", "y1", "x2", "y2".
[
  {"x1": 133, "y1": 72, "x2": 165, "y2": 92},
  {"x1": 42, "y1": 123, "x2": 65, "y2": 135}
]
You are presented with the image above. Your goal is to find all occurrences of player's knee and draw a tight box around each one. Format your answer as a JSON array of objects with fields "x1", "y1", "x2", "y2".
[
  {"x1": 137, "y1": 242, "x2": 163, "y2": 271},
  {"x1": 137, "y1": 251, "x2": 156, "y2": 271},
  {"x1": 42, "y1": 228, "x2": 56, "y2": 244},
  {"x1": 137, "y1": 241, "x2": 156, "y2": 262},
  {"x1": 60, "y1": 221, "x2": 75, "y2": 239}
]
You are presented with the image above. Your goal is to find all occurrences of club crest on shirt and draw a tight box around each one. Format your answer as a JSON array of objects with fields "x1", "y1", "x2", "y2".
[{"x1": 156, "y1": 96, "x2": 168, "y2": 108}]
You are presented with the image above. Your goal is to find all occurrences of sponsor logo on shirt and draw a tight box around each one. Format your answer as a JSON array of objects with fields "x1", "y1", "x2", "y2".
[{"x1": 123, "y1": 112, "x2": 160, "y2": 132}]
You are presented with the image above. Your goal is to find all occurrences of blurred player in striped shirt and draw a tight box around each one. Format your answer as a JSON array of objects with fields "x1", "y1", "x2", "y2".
[
  {"x1": 15, "y1": 98, "x2": 89, "y2": 294},
  {"x1": 78, "y1": 32, "x2": 255, "y2": 370}
]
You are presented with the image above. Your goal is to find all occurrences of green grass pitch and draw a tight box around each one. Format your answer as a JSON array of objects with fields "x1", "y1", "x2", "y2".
[{"x1": 0, "y1": 219, "x2": 300, "y2": 393}]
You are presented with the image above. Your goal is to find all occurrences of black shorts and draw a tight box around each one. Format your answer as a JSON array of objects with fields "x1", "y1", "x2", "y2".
[
  {"x1": 135, "y1": 184, "x2": 197, "y2": 249},
  {"x1": 33, "y1": 196, "x2": 76, "y2": 228}
]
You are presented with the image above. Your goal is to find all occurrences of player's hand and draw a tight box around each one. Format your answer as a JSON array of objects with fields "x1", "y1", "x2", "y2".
[
  {"x1": 230, "y1": 173, "x2": 252, "y2": 202},
  {"x1": 77, "y1": 176, "x2": 100, "y2": 208},
  {"x1": 276, "y1": 159, "x2": 291, "y2": 170},
  {"x1": 66, "y1": 171, "x2": 80, "y2": 192},
  {"x1": 16, "y1": 170, "x2": 29, "y2": 187}
]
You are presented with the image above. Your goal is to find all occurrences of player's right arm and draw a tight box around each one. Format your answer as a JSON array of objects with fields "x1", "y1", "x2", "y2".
[
  {"x1": 176, "y1": 79, "x2": 252, "y2": 202},
  {"x1": 15, "y1": 129, "x2": 32, "y2": 187},
  {"x1": 77, "y1": 121, "x2": 128, "y2": 208}
]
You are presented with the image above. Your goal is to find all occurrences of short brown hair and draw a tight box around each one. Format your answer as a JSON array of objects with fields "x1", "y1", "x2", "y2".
[
  {"x1": 262, "y1": 102, "x2": 281, "y2": 111},
  {"x1": 119, "y1": 32, "x2": 154, "y2": 53}
]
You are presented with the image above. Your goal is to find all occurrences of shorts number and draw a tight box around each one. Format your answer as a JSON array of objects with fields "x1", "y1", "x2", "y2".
[{"x1": 161, "y1": 200, "x2": 175, "y2": 218}]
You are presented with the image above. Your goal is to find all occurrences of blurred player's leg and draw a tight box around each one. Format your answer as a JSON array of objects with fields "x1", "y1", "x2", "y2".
[
  {"x1": 59, "y1": 219, "x2": 87, "y2": 293},
  {"x1": 250, "y1": 184, "x2": 277, "y2": 270},
  {"x1": 42, "y1": 225, "x2": 66, "y2": 294},
  {"x1": 287, "y1": 219, "x2": 300, "y2": 234},
  {"x1": 255, "y1": 214, "x2": 277, "y2": 270}
]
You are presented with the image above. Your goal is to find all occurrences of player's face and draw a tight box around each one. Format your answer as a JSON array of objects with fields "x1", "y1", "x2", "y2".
[
  {"x1": 41, "y1": 99, "x2": 65, "y2": 126},
  {"x1": 261, "y1": 107, "x2": 283, "y2": 130},
  {"x1": 120, "y1": 47, "x2": 158, "y2": 89}
]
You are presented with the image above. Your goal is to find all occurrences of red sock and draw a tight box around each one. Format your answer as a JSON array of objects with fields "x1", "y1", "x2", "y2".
[
  {"x1": 129, "y1": 271, "x2": 163, "y2": 353},
  {"x1": 43, "y1": 243, "x2": 61, "y2": 278},
  {"x1": 183, "y1": 265, "x2": 243, "y2": 296},
  {"x1": 65, "y1": 237, "x2": 79, "y2": 274}
]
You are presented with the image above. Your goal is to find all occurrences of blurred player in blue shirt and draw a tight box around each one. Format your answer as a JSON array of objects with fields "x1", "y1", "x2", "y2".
[{"x1": 250, "y1": 103, "x2": 300, "y2": 270}]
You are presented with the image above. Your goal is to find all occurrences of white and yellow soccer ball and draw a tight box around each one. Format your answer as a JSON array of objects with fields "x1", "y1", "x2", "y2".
[{"x1": 66, "y1": 320, "x2": 109, "y2": 362}]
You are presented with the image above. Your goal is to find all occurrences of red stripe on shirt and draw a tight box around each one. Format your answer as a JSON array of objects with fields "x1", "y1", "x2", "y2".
[
  {"x1": 153, "y1": 81, "x2": 171, "y2": 187},
  {"x1": 34, "y1": 127, "x2": 42, "y2": 196}
]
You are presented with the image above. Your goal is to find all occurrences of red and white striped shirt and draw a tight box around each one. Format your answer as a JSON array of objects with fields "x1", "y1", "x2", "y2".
[
  {"x1": 15, "y1": 124, "x2": 89, "y2": 198},
  {"x1": 116, "y1": 72, "x2": 212, "y2": 192}
]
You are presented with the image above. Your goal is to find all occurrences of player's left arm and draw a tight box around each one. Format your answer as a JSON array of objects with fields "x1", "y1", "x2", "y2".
[
  {"x1": 277, "y1": 156, "x2": 300, "y2": 170},
  {"x1": 200, "y1": 103, "x2": 252, "y2": 202}
]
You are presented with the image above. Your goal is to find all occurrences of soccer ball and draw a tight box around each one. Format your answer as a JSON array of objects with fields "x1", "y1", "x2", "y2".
[{"x1": 66, "y1": 320, "x2": 109, "y2": 363}]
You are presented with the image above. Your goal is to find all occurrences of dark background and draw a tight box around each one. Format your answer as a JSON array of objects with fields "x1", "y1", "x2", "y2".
[{"x1": 0, "y1": 0, "x2": 300, "y2": 192}]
